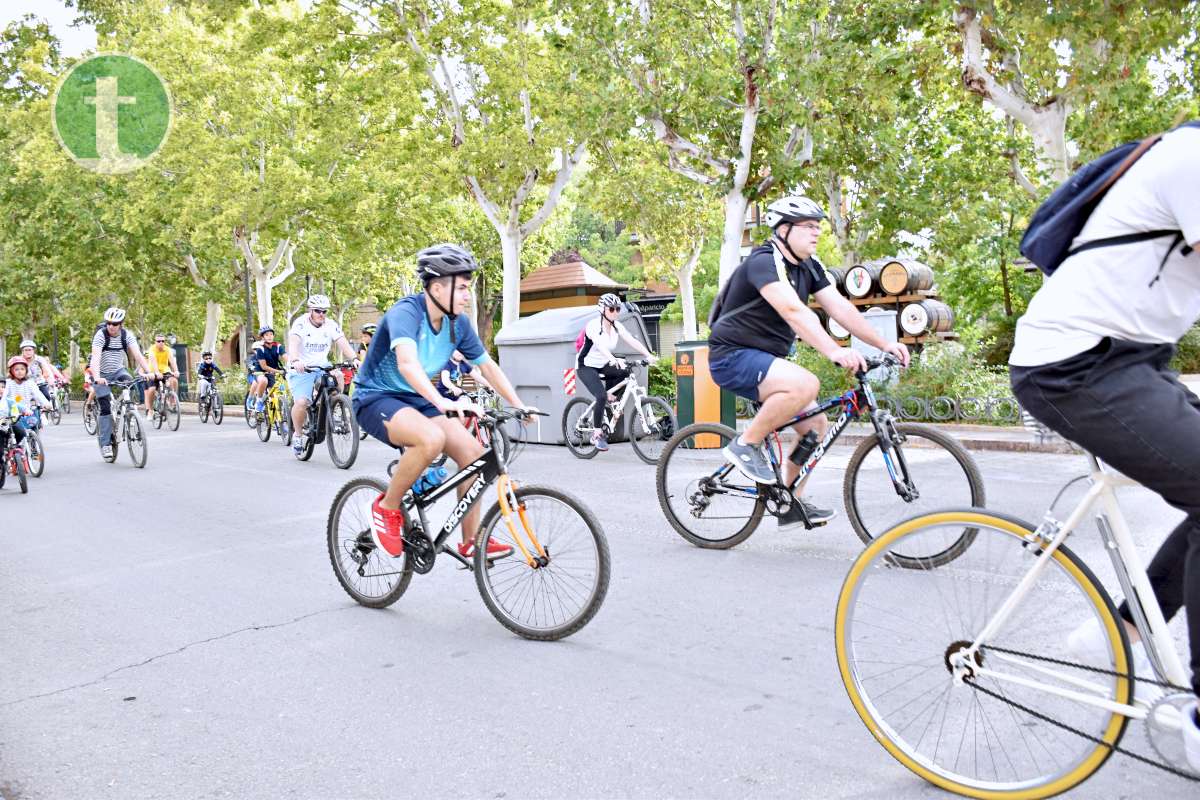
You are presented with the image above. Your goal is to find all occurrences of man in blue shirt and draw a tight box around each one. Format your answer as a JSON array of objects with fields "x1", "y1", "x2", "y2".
[
  {"x1": 252, "y1": 326, "x2": 287, "y2": 413},
  {"x1": 353, "y1": 244, "x2": 536, "y2": 560}
]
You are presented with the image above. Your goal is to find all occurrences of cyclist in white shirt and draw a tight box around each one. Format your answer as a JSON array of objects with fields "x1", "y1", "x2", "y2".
[
  {"x1": 575, "y1": 293, "x2": 655, "y2": 451},
  {"x1": 1010, "y1": 121, "x2": 1200, "y2": 766},
  {"x1": 287, "y1": 294, "x2": 359, "y2": 454}
]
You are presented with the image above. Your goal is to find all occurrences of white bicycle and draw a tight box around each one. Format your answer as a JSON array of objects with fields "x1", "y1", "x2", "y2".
[
  {"x1": 561, "y1": 358, "x2": 675, "y2": 464},
  {"x1": 835, "y1": 451, "x2": 1198, "y2": 797}
]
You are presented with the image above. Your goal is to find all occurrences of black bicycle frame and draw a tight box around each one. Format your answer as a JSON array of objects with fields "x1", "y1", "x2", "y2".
[
  {"x1": 714, "y1": 376, "x2": 914, "y2": 500},
  {"x1": 307, "y1": 367, "x2": 342, "y2": 444}
]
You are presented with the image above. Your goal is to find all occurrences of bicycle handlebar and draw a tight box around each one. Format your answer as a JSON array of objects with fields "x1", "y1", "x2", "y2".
[{"x1": 856, "y1": 353, "x2": 902, "y2": 380}]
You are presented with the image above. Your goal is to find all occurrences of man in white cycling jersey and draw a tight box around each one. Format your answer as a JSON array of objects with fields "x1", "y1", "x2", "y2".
[
  {"x1": 287, "y1": 295, "x2": 359, "y2": 455},
  {"x1": 1010, "y1": 120, "x2": 1200, "y2": 767}
]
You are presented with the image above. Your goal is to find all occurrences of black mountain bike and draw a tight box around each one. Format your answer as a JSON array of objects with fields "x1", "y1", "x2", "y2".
[
  {"x1": 327, "y1": 407, "x2": 610, "y2": 640},
  {"x1": 197, "y1": 379, "x2": 224, "y2": 424},
  {"x1": 294, "y1": 363, "x2": 359, "y2": 468},
  {"x1": 655, "y1": 354, "x2": 984, "y2": 567}
]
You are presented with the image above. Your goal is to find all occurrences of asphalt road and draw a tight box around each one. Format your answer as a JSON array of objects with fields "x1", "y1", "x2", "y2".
[{"x1": 1, "y1": 413, "x2": 1194, "y2": 799}]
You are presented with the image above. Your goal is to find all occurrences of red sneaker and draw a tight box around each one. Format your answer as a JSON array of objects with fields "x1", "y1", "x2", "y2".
[
  {"x1": 370, "y1": 495, "x2": 406, "y2": 557},
  {"x1": 457, "y1": 538, "x2": 513, "y2": 560}
]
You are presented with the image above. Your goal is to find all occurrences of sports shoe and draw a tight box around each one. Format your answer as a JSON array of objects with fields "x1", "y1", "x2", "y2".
[
  {"x1": 1183, "y1": 699, "x2": 1200, "y2": 772},
  {"x1": 592, "y1": 430, "x2": 609, "y2": 452},
  {"x1": 254, "y1": 397, "x2": 266, "y2": 412},
  {"x1": 292, "y1": 434, "x2": 305, "y2": 456},
  {"x1": 101, "y1": 444, "x2": 114, "y2": 460},
  {"x1": 458, "y1": 538, "x2": 514, "y2": 560},
  {"x1": 777, "y1": 498, "x2": 837, "y2": 529},
  {"x1": 1066, "y1": 616, "x2": 1164, "y2": 708},
  {"x1": 370, "y1": 495, "x2": 406, "y2": 557},
  {"x1": 722, "y1": 435, "x2": 774, "y2": 483}
]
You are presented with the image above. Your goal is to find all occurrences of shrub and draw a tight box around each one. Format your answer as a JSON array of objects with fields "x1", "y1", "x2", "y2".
[
  {"x1": 648, "y1": 356, "x2": 676, "y2": 402},
  {"x1": 1172, "y1": 325, "x2": 1200, "y2": 373}
]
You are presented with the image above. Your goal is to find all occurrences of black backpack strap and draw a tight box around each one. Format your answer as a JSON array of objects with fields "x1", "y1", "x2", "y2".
[
  {"x1": 1149, "y1": 232, "x2": 1189, "y2": 288},
  {"x1": 1067, "y1": 229, "x2": 1180, "y2": 259}
]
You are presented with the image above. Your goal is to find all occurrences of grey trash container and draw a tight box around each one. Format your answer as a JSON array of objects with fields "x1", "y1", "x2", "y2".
[{"x1": 494, "y1": 306, "x2": 653, "y2": 444}]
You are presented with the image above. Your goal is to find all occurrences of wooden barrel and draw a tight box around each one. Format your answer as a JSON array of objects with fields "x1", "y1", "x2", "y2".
[
  {"x1": 843, "y1": 262, "x2": 880, "y2": 298},
  {"x1": 899, "y1": 300, "x2": 954, "y2": 336},
  {"x1": 825, "y1": 267, "x2": 846, "y2": 294},
  {"x1": 827, "y1": 314, "x2": 850, "y2": 340},
  {"x1": 879, "y1": 259, "x2": 934, "y2": 295}
]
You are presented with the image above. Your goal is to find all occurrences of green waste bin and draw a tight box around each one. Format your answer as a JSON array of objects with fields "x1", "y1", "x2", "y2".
[{"x1": 674, "y1": 340, "x2": 735, "y2": 448}]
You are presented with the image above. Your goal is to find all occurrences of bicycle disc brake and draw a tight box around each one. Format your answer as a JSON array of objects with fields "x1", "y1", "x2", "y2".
[
  {"x1": 405, "y1": 528, "x2": 436, "y2": 575},
  {"x1": 1146, "y1": 693, "x2": 1200, "y2": 778}
]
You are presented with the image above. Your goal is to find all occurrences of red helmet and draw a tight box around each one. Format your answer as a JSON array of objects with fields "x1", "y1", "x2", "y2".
[{"x1": 7, "y1": 355, "x2": 29, "y2": 377}]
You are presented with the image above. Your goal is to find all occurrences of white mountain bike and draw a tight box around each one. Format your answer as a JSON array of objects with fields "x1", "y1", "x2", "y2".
[
  {"x1": 835, "y1": 451, "x2": 1199, "y2": 797},
  {"x1": 561, "y1": 359, "x2": 675, "y2": 464}
]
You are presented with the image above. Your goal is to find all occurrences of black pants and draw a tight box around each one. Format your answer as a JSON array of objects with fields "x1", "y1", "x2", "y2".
[
  {"x1": 577, "y1": 364, "x2": 629, "y2": 429},
  {"x1": 1012, "y1": 338, "x2": 1200, "y2": 694}
]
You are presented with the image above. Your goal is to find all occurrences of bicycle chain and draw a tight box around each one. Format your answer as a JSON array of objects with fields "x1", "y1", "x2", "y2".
[{"x1": 966, "y1": 645, "x2": 1199, "y2": 782}]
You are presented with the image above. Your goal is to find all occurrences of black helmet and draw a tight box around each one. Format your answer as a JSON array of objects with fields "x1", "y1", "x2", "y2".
[{"x1": 416, "y1": 244, "x2": 479, "y2": 283}]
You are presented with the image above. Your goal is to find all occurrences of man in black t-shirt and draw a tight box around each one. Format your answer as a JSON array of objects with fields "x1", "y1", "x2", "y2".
[{"x1": 709, "y1": 195, "x2": 910, "y2": 527}]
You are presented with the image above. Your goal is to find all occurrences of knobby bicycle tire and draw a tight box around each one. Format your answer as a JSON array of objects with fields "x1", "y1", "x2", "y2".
[
  {"x1": 325, "y1": 394, "x2": 359, "y2": 469},
  {"x1": 125, "y1": 410, "x2": 148, "y2": 468},
  {"x1": 14, "y1": 455, "x2": 28, "y2": 493},
  {"x1": 655, "y1": 422, "x2": 766, "y2": 549},
  {"x1": 843, "y1": 422, "x2": 984, "y2": 568},
  {"x1": 26, "y1": 432, "x2": 44, "y2": 478},
  {"x1": 629, "y1": 396, "x2": 676, "y2": 465},
  {"x1": 561, "y1": 396, "x2": 599, "y2": 459},
  {"x1": 326, "y1": 476, "x2": 413, "y2": 608}
]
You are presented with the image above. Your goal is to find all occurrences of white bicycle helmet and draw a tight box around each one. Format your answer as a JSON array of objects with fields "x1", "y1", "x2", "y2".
[
  {"x1": 103, "y1": 307, "x2": 127, "y2": 323},
  {"x1": 763, "y1": 195, "x2": 827, "y2": 229},
  {"x1": 306, "y1": 294, "x2": 331, "y2": 310},
  {"x1": 19, "y1": 339, "x2": 36, "y2": 350},
  {"x1": 597, "y1": 293, "x2": 622, "y2": 311}
]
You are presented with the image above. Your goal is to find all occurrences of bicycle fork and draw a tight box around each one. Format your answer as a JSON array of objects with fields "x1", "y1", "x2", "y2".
[{"x1": 496, "y1": 474, "x2": 549, "y2": 568}]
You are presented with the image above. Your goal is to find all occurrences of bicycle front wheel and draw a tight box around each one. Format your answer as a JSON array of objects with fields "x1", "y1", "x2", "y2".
[
  {"x1": 844, "y1": 422, "x2": 984, "y2": 567},
  {"x1": 124, "y1": 411, "x2": 148, "y2": 468},
  {"x1": 83, "y1": 402, "x2": 97, "y2": 435},
  {"x1": 26, "y1": 432, "x2": 44, "y2": 478},
  {"x1": 199, "y1": 396, "x2": 210, "y2": 423},
  {"x1": 256, "y1": 410, "x2": 272, "y2": 442},
  {"x1": 167, "y1": 392, "x2": 180, "y2": 431},
  {"x1": 836, "y1": 509, "x2": 1131, "y2": 799},
  {"x1": 561, "y1": 397, "x2": 598, "y2": 459},
  {"x1": 63, "y1": 393, "x2": 71, "y2": 414},
  {"x1": 327, "y1": 476, "x2": 413, "y2": 607},
  {"x1": 50, "y1": 407, "x2": 61, "y2": 426},
  {"x1": 243, "y1": 392, "x2": 255, "y2": 427},
  {"x1": 475, "y1": 485, "x2": 609, "y2": 640},
  {"x1": 14, "y1": 455, "x2": 28, "y2": 493},
  {"x1": 151, "y1": 401, "x2": 164, "y2": 429},
  {"x1": 630, "y1": 396, "x2": 676, "y2": 465},
  {"x1": 325, "y1": 394, "x2": 359, "y2": 469},
  {"x1": 212, "y1": 393, "x2": 224, "y2": 425}
]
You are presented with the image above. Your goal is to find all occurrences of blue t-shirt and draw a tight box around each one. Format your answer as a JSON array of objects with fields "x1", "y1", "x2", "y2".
[
  {"x1": 253, "y1": 342, "x2": 286, "y2": 371},
  {"x1": 437, "y1": 358, "x2": 474, "y2": 399},
  {"x1": 354, "y1": 294, "x2": 489, "y2": 398}
]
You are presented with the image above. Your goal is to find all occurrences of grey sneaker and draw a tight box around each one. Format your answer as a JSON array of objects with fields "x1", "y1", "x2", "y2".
[
  {"x1": 777, "y1": 498, "x2": 837, "y2": 529},
  {"x1": 592, "y1": 430, "x2": 609, "y2": 452},
  {"x1": 101, "y1": 444, "x2": 114, "y2": 461},
  {"x1": 799, "y1": 498, "x2": 836, "y2": 525},
  {"x1": 722, "y1": 436, "x2": 774, "y2": 483}
]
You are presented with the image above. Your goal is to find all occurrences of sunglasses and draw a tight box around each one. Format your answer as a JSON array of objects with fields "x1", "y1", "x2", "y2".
[
  {"x1": 311, "y1": 309, "x2": 328, "y2": 315},
  {"x1": 106, "y1": 321, "x2": 123, "y2": 327},
  {"x1": 155, "y1": 339, "x2": 166, "y2": 343}
]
